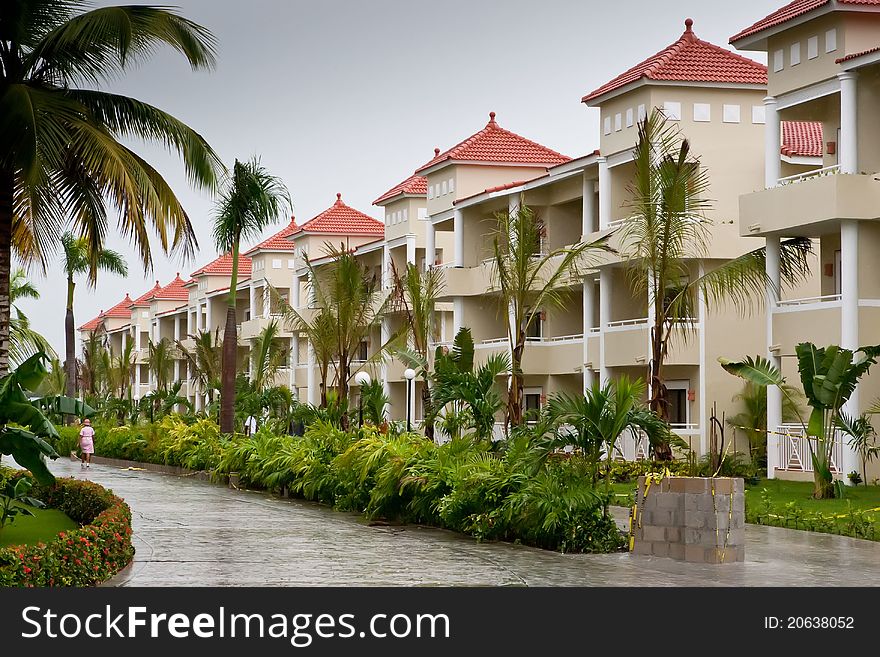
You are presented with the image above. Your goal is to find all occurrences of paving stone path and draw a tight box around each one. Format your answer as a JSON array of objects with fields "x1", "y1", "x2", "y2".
[{"x1": 11, "y1": 456, "x2": 880, "y2": 586}]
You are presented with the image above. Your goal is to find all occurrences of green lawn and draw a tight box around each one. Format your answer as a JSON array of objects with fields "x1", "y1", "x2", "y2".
[
  {"x1": 0, "y1": 507, "x2": 79, "y2": 548},
  {"x1": 745, "y1": 478, "x2": 880, "y2": 515}
]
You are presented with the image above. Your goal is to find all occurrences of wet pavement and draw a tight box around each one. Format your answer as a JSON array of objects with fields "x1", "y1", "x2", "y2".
[{"x1": 7, "y1": 456, "x2": 880, "y2": 586}]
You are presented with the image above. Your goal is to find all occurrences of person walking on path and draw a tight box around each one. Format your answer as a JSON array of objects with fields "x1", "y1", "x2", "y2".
[{"x1": 79, "y1": 418, "x2": 95, "y2": 469}]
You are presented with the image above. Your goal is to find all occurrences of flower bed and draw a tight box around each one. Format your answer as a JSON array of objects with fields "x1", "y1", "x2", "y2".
[{"x1": 0, "y1": 475, "x2": 134, "y2": 587}]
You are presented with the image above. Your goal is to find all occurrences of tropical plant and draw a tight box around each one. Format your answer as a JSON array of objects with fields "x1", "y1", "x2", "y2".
[
  {"x1": 146, "y1": 337, "x2": 176, "y2": 392},
  {"x1": 212, "y1": 158, "x2": 290, "y2": 432},
  {"x1": 545, "y1": 377, "x2": 673, "y2": 508},
  {"x1": 177, "y1": 329, "x2": 222, "y2": 404},
  {"x1": 727, "y1": 381, "x2": 803, "y2": 465},
  {"x1": 286, "y1": 243, "x2": 392, "y2": 420},
  {"x1": 390, "y1": 261, "x2": 445, "y2": 439},
  {"x1": 430, "y1": 328, "x2": 510, "y2": 441},
  {"x1": 358, "y1": 377, "x2": 389, "y2": 427},
  {"x1": 60, "y1": 232, "x2": 127, "y2": 397},
  {"x1": 720, "y1": 343, "x2": 880, "y2": 498},
  {"x1": 78, "y1": 333, "x2": 104, "y2": 398},
  {"x1": 837, "y1": 412, "x2": 878, "y2": 487},
  {"x1": 0, "y1": 0, "x2": 223, "y2": 375},
  {"x1": 250, "y1": 318, "x2": 289, "y2": 393},
  {"x1": 490, "y1": 198, "x2": 610, "y2": 428},
  {"x1": 9, "y1": 267, "x2": 55, "y2": 365},
  {"x1": 0, "y1": 476, "x2": 45, "y2": 532},
  {"x1": 622, "y1": 110, "x2": 812, "y2": 458},
  {"x1": 0, "y1": 353, "x2": 62, "y2": 484},
  {"x1": 142, "y1": 380, "x2": 192, "y2": 421}
]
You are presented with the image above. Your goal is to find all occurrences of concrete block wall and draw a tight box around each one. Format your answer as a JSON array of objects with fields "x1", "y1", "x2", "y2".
[{"x1": 632, "y1": 476, "x2": 745, "y2": 564}]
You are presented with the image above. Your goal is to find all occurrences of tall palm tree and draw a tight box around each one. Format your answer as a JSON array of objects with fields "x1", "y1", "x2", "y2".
[
  {"x1": 620, "y1": 109, "x2": 812, "y2": 458},
  {"x1": 78, "y1": 332, "x2": 103, "y2": 398},
  {"x1": 491, "y1": 199, "x2": 610, "y2": 428},
  {"x1": 212, "y1": 158, "x2": 290, "y2": 432},
  {"x1": 284, "y1": 306, "x2": 336, "y2": 407},
  {"x1": 250, "y1": 319, "x2": 289, "y2": 393},
  {"x1": 0, "y1": 1, "x2": 223, "y2": 375},
  {"x1": 111, "y1": 338, "x2": 135, "y2": 398},
  {"x1": 61, "y1": 231, "x2": 126, "y2": 397},
  {"x1": 9, "y1": 267, "x2": 54, "y2": 365},
  {"x1": 177, "y1": 329, "x2": 222, "y2": 405},
  {"x1": 146, "y1": 336, "x2": 174, "y2": 391},
  {"x1": 391, "y1": 261, "x2": 444, "y2": 439}
]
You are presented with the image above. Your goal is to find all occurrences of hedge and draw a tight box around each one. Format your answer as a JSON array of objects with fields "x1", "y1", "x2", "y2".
[{"x1": 0, "y1": 474, "x2": 134, "y2": 587}]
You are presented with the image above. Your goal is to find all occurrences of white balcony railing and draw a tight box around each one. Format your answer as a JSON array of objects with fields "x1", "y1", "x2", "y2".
[
  {"x1": 776, "y1": 424, "x2": 842, "y2": 473},
  {"x1": 776, "y1": 294, "x2": 841, "y2": 308},
  {"x1": 606, "y1": 317, "x2": 648, "y2": 331},
  {"x1": 777, "y1": 164, "x2": 840, "y2": 187}
]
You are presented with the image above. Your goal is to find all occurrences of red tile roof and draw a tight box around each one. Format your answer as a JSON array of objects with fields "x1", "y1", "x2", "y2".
[
  {"x1": 373, "y1": 173, "x2": 428, "y2": 205},
  {"x1": 293, "y1": 194, "x2": 384, "y2": 236},
  {"x1": 79, "y1": 293, "x2": 134, "y2": 331},
  {"x1": 191, "y1": 252, "x2": 253, "y2": 278},
  {"x1": 78, "y1": 315, "x2": 103, "y2": 332},
  {"x1": 244, "y1": 216, "x2": 300, "y2": 255},
  {"x1": 130, "y1": 281, "x2": 162, "y2": 306},
  {"x1": 583, "y1": 19, "x2": 767, "y2": 104},
  {"x1": 781, "y1": 121, "x2": 823, "y2": 157},
  {"x1": 730, "y1": 0, "x2": 880, "y2": 44},
  {"x1": 414, "y1": 113, "x2": 570, "y2": 173},
  {"x1": 837, "y1": 46, "x2": 880, "y2": 63}
]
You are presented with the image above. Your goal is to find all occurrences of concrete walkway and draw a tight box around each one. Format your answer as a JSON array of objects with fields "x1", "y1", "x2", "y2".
[{"x1": 10, "y1": 456, "x2": 880, "y2": 586}]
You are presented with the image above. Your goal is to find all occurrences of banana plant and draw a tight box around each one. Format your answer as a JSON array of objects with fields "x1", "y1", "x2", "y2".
[
  {"x1": 0, "y1": 353, "x2": 65, "y2": 485},
  {"x1": 720, "y1": 342, "x2": 880, "y2": 499},
  {"x1": 0, "y1": 477, "x2": 46, "y2": 532}
]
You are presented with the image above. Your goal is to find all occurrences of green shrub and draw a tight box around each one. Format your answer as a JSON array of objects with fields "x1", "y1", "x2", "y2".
[{"x1": 0, "y1": 475, "x2": 134, "y2": 587}]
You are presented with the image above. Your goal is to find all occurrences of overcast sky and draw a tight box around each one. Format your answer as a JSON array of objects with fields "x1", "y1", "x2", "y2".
[{"x1": 19, "y1": 0, "x2": 783, "y2": 354}]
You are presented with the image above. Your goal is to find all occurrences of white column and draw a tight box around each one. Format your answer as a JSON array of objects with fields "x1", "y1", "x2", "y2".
[
  {"x1": 764, "y1": 96, "x2": 780, "y2": 188},
  {"x1": 453, "y1": 209, "x2": 464, "y2": 267},
  {"x1": 765, "y1": 236, "x2": 782, "y2": 479},
  {"x1": 135, "y1": 326, "x2": 141, "y2": 350},
  {"x1": 599, "y1": 268, "x2": 611, "y2": 383},
  {"x1": 262, "y1": 283, "x2": 269, "y2": 318},
  {"x1": 288, "y1": 337, "x2": 295, "y2": 392},
  {"x1": 249, "y1": 283, "x2": 256, "y2": 319},
  {"x1": 134, "y1": 361, "x2": 141, "y2": 399},
  {"x1": 406, "y1": 235, "x2": 416, "y2": 266},
  {"x1": 597, "y1": 157, "x2": 611, "y2": 230},
  {"x1": 381, "y1": 318, "x2": 391, "y2": 403},
  {"x1": 292, "y1": 273, "x2": 301, "y2": 308},
  {"x1": 173, "y1": 315, "x2": 181, "y2": 341},
  {"x1": 582, "y1": 174, "x2": 597, "y2": 237},
  {"x1": 839, "y1": 72, "x2": 859, "y2": 175},
  {"x1": 205, "y1": 299, "x2": 212, "y2": 331},
  {"x1": 382, "y1": 244, "x2": 391, "y2": 289},
  {"x1": 453, "y1": 297, "x2": 464, "y2": 336},
  {"x1": 841, "y1": 220, "x2": 861, "y2": 480},
  {"x1": 307, "y1": 341, "x2": 317, "y2": 406},
  {"x1": 174, "y1": 359, "x2": 180, "y2": 384},
  {"x1": 582, "y1": 277, "x2": 595, "y2": 393},
  {"x1": 425, "y1": 220, "x2": 435, "y2": 269}
]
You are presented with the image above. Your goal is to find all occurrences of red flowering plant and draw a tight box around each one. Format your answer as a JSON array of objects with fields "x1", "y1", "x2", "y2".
[{"x1": 0, "y1": 475, "x2": 134, "y2": 587}]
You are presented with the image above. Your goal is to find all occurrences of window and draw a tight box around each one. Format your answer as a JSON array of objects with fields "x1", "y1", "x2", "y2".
[
  {"x1": 825, "y1": 29, "x2": 837, "y2": 53},
  {"x1": 524, "y1": 389, "x2": 543, "y2": 418},
  {"x1": 448, "y1": 178, "x2": 455, "y2": 193},
  {"x1": 288, "y1": 259, "x2": 295, "y2": 269},
  {"x1": 693, "y1": 103, "x2": 711, "y2": 122},
  {"x1": 272, "y1": 259, "x2": 282, "y2": 269},
  {"x1": 722, "y1": 104, "x2": 741, "y2": 123},
  {"x1": 790, "y1": 42, "x2": 801, "y2": 66},
  {"x1": 773, "y1": 49, "x2": 784, "y2": 72},
  {"x1": 614, "y1": 113, "x2": 622, "y2": 131},
  {"x1": 524, "y1": 309, "x2": 543, "y2": 339},
  {"x1": 428, "y1": 185, "x2": 434, "y2": 199},
  {"x1": 663, "y1": 102, "x2": 681, "y2": 121},
  {"x1": 807, "y1": 36, "x2": 818, "y2": 59},
  {"x1": 403, "y1": 208, "x2": 408, "y2": 221},
  {"x1": 637, "y1": 104, "x2": 646, "y2": 121},
  {"x1": 441, "y1": 180, "x2": 447, "y2": 195},
  {"x1": 668, "y1": 388, "x2": 688, "y2": 426},
  {"x1": 626, "y1": 108, "x2": 634, "y2": 128},
  {"x1": 603, "y1": 117, "x2": 611, "y2": 135},
  {"x1": 357, "y1": 341, "x2": 368, "y2": 361},
  {"x1": 418, "y1": 207, "x2": 428, "y2": 221},
  {"x1": 751, "y1": 105, "x2": 766, "y2": 124},
  {"x1": 141, "y1": 311, "x2": 148, "y2": 318}
]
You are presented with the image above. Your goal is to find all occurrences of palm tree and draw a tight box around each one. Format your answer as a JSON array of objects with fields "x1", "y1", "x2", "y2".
[
  {"x1": 285, "y1": 307, "x2": 336, "y2": 407},
  {"x1": 146, "y1": 337, "x2": 175, "y2": 391},
  {"x1": 391, "y1": 261, "x2": 445, "y2": 439},
  {"x1": 177, "y1": 329, "x2": 222, "y2": 405},
  {"x1": 9, "y1": 267, "x2": 54, "y2": 365},
  {"x1": 212, "y1": 158, "x2": 290, "y2": 432},
  {"x1": 111, "y1": 338, "x2": 135, "y2": 398},
  {"x1": 78, "y1": 333, "x2": 104, "y2": 398},
  {"x1": 60, "y1": 232, "x2": 127, "y2": 397},
  {"x1": 620, "y1": 109, "x2": 812, "y2": 459},
  {"x1": 0, "y1": 1, "x2": 223, "y2": 375},
  {"x1": 250, "y1": 319, "x2": 289, "y2": 393},
  {"x1": 491, "y1": 199, "x2": 610, "y2": 428}
]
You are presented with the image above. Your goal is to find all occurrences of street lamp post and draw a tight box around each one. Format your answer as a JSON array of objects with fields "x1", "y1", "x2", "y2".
[
  {"x1": 403, "y1": 368, "x2": 416, "y2": 433},
  {"x1": 354, "y1": 371, "x2": 371, "y2": 427}
]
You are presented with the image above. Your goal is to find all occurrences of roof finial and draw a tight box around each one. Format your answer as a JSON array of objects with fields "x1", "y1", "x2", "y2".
[
  {"x1": 684, "y1": 18, "x2": 693, "y2": 33},
  {"x1": 336, "y1": 192, "x2": 342, "y2": 203},
  {"x1": 434, "y1": 147, "x2": 440, "y2": 157},
  {"x1": 489, "y1": 111, "x2": 497, "y2": 124}
]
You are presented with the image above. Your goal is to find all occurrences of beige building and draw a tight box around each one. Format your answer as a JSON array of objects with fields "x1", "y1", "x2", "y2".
[{"x1": 732, "y1": 0, "x2": 880, "y2": 481}]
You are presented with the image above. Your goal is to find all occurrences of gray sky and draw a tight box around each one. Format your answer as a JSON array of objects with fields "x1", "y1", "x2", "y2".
[{"x1": 19, "y1": 0, "x2": 781, "y2": 354}]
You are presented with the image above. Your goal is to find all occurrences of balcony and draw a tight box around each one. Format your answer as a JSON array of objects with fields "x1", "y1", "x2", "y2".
[
  {"x1": 240, "y1": 314, "x2": 291, "y2": 340},
  {"x1": 739, "y1": 172, "x2": 880, "y2": 237},
  {"x1": 471, "y1": 335, "x2": 585, "y2": 376},
  {"x1": 603, "y1": 319, "x2": 699, "y2": 368}
]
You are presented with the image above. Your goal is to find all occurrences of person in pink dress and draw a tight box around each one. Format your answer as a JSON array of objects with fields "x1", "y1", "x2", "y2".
[{"x1": 79, "y1": 418, "x2": 95, "y2": 469}]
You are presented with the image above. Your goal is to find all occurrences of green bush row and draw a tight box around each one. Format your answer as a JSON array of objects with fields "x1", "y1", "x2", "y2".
[{"x1": 0, "y1": 473, "x2": 134, "y2": 587}]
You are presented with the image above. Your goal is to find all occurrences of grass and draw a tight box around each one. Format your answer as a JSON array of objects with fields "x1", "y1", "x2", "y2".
[
  {"x1": 745, "y1": 478, "x2": 880, "y2": 515},
  {"x1": 0, "y1": 507, "x2": 79, "y2": 549}
]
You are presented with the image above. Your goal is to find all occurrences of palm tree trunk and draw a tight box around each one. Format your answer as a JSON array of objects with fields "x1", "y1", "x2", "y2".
[
  {"x1": 508, "y1": 336, "x2": 525, "y2": 427},
  {"x1": 0, "y1": 169, "x2": 13, "y2": 376},
  {"x1": 65, "y1": 278, "x2": 77, "y2": 398},
  {"x1": 649, "y1": 321, "x2": 673, "y2": 460},
  {"x1": 220, "y1": 241, "x2": 241, "y2": 433}
]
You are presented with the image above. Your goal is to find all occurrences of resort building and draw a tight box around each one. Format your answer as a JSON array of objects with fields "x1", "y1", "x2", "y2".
[
  {"x1": 79, "y1": 6, "x2": 880, "y2": 481},
  {"x1": 732, "y1": 0, "x2": 880, "y2": 480}
]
